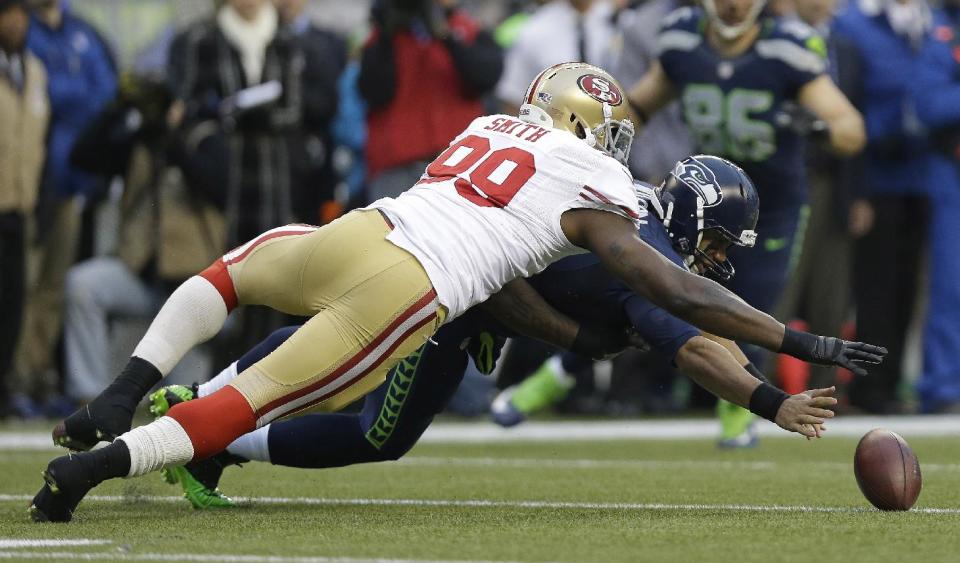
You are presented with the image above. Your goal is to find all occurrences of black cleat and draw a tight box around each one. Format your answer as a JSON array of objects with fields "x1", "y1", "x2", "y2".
[
  {"x1": 29, "y1": 454, "x2": 99, "y2": 523},
  {"x1": 52, "y1": 399, "x2": 133, "y2": 451}
]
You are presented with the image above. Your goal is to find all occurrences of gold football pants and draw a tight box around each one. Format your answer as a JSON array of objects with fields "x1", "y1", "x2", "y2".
[{"x1": 201, "y1": 210, "x2": 445, "y2": 426}]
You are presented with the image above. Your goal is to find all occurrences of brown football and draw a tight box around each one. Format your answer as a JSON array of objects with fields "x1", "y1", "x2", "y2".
[{"x1": 854, "y1": 428, "x2": 922, "y2": 511}]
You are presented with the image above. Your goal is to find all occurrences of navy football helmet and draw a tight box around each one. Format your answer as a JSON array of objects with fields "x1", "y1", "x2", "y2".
[{"x1": 655, "y1": 155, "x2": 759, "y2": 282}]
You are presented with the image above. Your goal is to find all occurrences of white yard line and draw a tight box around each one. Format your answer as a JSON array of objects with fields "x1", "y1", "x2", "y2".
[
  {"x1": 4, "y1": 416, "x2": 960, "y2": 451},
  {"x1": 1, "y1": 493, "x2": 957, "y2": 515},
  {"x1": 0, "y1": 552, "x2": 504, "y2": 563},
  {"x1": 399, "y1": 456, "x2": 779, "y2": 470},
  {"x1": 419, "y1": 415, "x2": 960, "y2": 442},
  {"x1": 0, "y1": 540, "x2": 111, "y2": 548},
  {"x1": 397, "y1": 456, "x2": 960, "y2": 472}
]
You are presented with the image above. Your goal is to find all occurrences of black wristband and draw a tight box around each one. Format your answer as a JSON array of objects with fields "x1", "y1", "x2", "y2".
[
  {"x1": 778, "y1": 327, "x2": 818, "y2": 359},
  {"x1": 743, "y1": 363, "x2": 770, "y2": 384},
  {"x1": 748, "y1": 382, "x2": 790, "y2": 422}
]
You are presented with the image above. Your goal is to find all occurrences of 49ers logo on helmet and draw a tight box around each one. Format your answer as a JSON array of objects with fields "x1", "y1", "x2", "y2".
[{"x1": 577, "y1": 74, "x2": 623, "y2": 106}]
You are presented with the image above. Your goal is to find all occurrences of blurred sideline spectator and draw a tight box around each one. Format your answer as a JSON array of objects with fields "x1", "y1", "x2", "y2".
[
  {"x1": 276, "y1": 0, "x2": 347, "y2": 224},
  {"x1": 834, "y1": 0, "x2": 934, "y2": 413},
  {"x1": 913, "y1": 0, "x2": 960, "y2": 412},
  {"x1": 167, "y1": 0, "x2": 303, "y2": 245},
  {"x1": 0, "y1": 0, "x2": 49, "y2": 418},
  {"x1": 612, "y1": 0, "x2": 693, "y2": 183},
  {"x1": 62, "y1": 75, "x2": 224, "y2": 404},
  {"x1": 777, "y1": 0, "x2": 868, "y2": 392},
  {"x1": 167, "y1": 0, "x2": 320, "y2": 362},
  {"x1": 359, "y1": 0, "x2": 502, "y2": 201},
  {"x1": 330, "y1": 40, "x2": 368, "y2": 208},
  {"x1": 12, "y1": 0, "x2": 116, "y2": 416},
  {"x1": 495, "y1": 0, "x2": 617, "y2": 114}
]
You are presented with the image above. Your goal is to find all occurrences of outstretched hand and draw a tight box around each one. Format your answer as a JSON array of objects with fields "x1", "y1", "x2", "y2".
[
  {"x1": 775, "y1": 386, "x2": 837, "y2": 439},
  {"x1": 813, "y1": 338, "x2": 887, "y2": 376},
  {"x1": 781, "y1": 328, "x2": 888, "y2": 377}
]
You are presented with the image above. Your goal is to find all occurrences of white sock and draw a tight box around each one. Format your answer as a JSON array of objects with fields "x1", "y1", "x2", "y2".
[
  {"x1": 198, "y1": 362, "x2": 238, "y2": 398},
  {"x1": 133, "y1": 276, "x2": 229, "y2": 376},
  {"x1": 226, "y1": 425, "x2": 271, "y2": 462},
  {"x1": 547, "y1": 355, "x2": 576, "y2": 388},
  {"x1": 118, "y1": 417, "x2": 195, "y2": 477}
]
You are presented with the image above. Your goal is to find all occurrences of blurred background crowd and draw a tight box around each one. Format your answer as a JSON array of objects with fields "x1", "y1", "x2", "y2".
[{"x1": 1, "y1": 0, "x2": 958, "y2": 422}]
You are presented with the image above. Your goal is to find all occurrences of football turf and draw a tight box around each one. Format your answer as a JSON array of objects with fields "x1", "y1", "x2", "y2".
[{"x1": 2, "y1": 424, "x2": 960, "y2": 562}]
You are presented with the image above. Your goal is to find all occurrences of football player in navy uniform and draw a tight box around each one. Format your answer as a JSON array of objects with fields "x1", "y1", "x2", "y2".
[
  {"x1": 627, "y1": 0, "x2": 865, "y2": 378},
  {"x1": 146, "y1": 156, "x2": 841, "y2": 508}
]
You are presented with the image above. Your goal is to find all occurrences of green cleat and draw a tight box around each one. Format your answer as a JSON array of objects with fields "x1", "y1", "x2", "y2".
[
  {"x1": 168, "y1": 465, "x2": 237, "y2": 510},
  {"x1": 148, "y1": 385, "x2": 196, "y2": 418},
  {"x1": 148, "y1": 383, "x2": 246, "y2": 507},
  {"x1": 491, "y1": 359, "x2": 575, "y2": 427},
  {"x1": 717, "y1": 399, "x2": 758, "y2": 449}
]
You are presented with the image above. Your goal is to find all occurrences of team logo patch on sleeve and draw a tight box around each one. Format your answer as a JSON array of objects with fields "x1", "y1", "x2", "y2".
[
  {"x1": 577, "y1": 74, "x2": 623, "y2": 106},
  {"x1": 672, "y1": 158, "x2": 723, "y2": 207}
]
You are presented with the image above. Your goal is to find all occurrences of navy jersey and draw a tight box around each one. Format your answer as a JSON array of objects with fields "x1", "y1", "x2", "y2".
[
  {"x1": 526, "y1": 215, "x2": 700, "y2": 364},
  {"x1": 658, "y1": 7, "x2": 828, "y2": 213}
]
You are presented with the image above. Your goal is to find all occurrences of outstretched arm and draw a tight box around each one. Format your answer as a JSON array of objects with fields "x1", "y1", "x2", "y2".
[
  {"x1": 564, "y1": 208, "x2": 785, "y2": 348},
  {"x1": 675, "y1": 336, "x2": 835, "y2": 437},
  {"x1": 561, "y1": 209, "x2": 886, "y2": 371},
  {"x1": 676, "y1": 336, "x2": 759, "y2": 407},
  {"x1": 481, "y1": 278, "x2": 637, "y2": 359},
  {"x1": 702, "y1": 332, "x2": 769, "y2": 379},
  {"x1": 481, "y1": 278, "x2": 578, "y2": 349}
]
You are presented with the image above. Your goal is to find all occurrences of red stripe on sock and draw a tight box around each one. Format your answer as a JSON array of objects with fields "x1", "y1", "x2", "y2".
[
  {"x1": 199, "y1": 259, "x2": 238, "y2": 312},
  {"x1": 167, "y1": 386, "x2": 255, "y2": 461},
  {"x1": 256, "y1": 290, "x2": 438, "y2": 419}
]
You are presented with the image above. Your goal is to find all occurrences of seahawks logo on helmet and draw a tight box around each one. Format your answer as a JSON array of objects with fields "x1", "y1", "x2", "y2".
[
  {"x1": 671, "y1": 158, "x2": 723, "y2": 207},
  {"x1": 577, "y1": 74, "x2": 623, "y2": 106}
]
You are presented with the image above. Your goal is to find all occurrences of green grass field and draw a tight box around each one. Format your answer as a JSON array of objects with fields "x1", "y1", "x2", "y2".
[{"x1": 2, "y1": 422, "x2": 960, "y2": 562}]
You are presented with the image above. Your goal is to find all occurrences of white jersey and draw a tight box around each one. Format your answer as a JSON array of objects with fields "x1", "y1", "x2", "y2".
[{"x1": 369, "y1": 114, "x2": 644, "y2": 319}]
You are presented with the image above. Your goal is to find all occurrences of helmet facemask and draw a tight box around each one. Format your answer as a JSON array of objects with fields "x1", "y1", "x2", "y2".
[
  {"x1": 566, "y1": 104, "x2": 636, "y2": 167},
  {"x1": 592, "y1": 104, "x2": 635, "y2": 167},
  {"x1": 691, "y1": 229, "x2": 740, "y2": 282}
]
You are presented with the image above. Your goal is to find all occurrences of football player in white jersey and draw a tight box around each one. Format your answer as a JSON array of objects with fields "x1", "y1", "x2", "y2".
[{"x1": 31, "y1": 62, "x2": 885, "y2": 523}]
